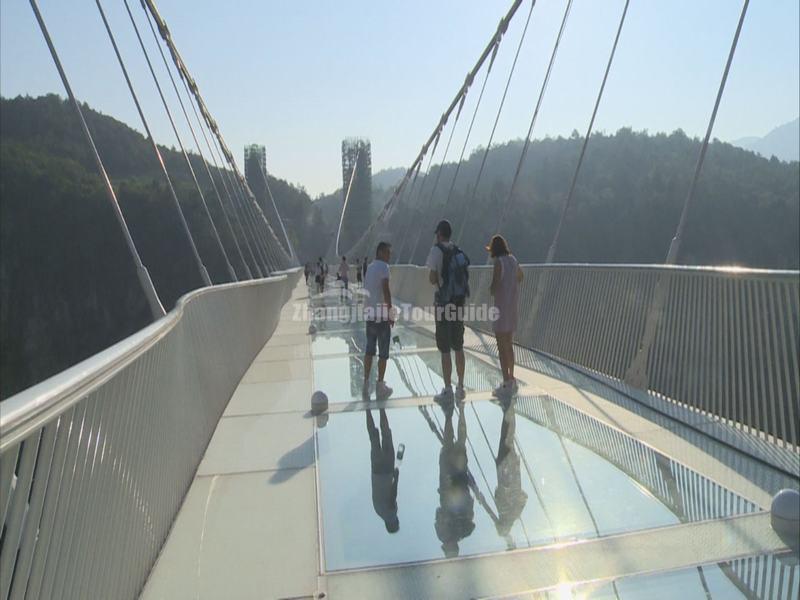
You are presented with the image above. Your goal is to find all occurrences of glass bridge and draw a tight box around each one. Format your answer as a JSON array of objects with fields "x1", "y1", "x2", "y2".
[{"x1": 129, "y1": 274, "x2": 796, "y2": 600}]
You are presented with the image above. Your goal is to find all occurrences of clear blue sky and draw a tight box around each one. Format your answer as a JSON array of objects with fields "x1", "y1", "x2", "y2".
[{"x1": 1, "y1": 0, "x2": 798, "y2": 197}]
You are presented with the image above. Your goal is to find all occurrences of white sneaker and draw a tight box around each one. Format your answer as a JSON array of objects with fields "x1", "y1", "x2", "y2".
[
  {"x1": 434, "y1": 386, "x2": 454, "y2": 404},
  {"x1": 492, "y1": 381, "x2": 512, "y2": 398},
  {"x1": 376, "y1": 381, "x2": 393, "y2": 399},
  {"x1": 455, "y1": 384, "x2": 466, "y2": 401}
]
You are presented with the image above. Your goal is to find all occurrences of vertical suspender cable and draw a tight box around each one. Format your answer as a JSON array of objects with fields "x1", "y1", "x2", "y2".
[
  {"x1": 27, "y1": 0, "x2": 165, "y2": 319},
  {"x1": 496, "y1": 0, "x2": 574, "y2": 236},
  {"x1": 456, "y1": 0, "x2": 538, "y2": 241},
  {"x1": 665, "y1": 0, "x2": 750, "y2": 265},
  {"x1": 544, "y1": 0, "x2": 629, "y2": 263},
  {"x1": 94, "y1": 0, "x2": 211, "y2": 286}
]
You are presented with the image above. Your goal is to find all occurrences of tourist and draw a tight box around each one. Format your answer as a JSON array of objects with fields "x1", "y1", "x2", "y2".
[
  {"x1": 356, "y1": 258, "x2": 363, "y2": 288},
  {"x1": 487, "y1": 234, "x2": 522, "y2": 397},
  {"x1": 315, "y1": 257, "x2": 325, "y2": 294},
  {"x1": 338, "y1": 256, "x2": 349, "y2": 301},
  {"x1": 363, "y1": 242, "x2": 394, "y2": 400},
  {"x1": 426, "y1": 219, "x2": 470, "y2": 403}
]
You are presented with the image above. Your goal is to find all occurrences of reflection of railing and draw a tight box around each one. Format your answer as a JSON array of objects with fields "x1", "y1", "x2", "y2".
[
  {"x1": 514, "y1": 395, "x2": 758, "y2": 521},
  {"x1": 390, "y1": 264, "x2": 800, "y2": 455},
  {"x1": 0, "y1": 270, "x2": 300, "y2": 600}
]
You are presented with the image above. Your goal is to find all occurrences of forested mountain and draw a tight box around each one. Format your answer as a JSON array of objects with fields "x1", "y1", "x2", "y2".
[
  {"x1": 2, "y1": 95, "x2": 798, "y2": 399},
  {"x1": 0, "y1": 94, "x2": 318, "y2": 398},
  {"x1": 359, "y1": 129, "x2": 798, "y2": 269}
]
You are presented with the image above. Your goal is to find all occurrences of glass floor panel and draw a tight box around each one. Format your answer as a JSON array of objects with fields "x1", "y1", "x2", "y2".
[
  {"x1": 531, "y1": 551, "x2": 799, "y2": 599},
  {"x1": 316, "y1": 395, "x2": 759, "y2": 571},
  {"x1": 311, "y1": 326, "x2": 437, "y2": 357},
  {"x1": 313, "y1": 349, "x2": 502, "y2": 402}
]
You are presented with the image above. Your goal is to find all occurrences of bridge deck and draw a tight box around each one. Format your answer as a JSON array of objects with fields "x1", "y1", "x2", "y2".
[{"x1": 140, "y1": 277, "x2": 795, "y2": 599}]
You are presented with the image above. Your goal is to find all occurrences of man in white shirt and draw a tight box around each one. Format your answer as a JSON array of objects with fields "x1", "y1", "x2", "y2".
[
  {"x1": 363, "y1": 242, "x2": 394, "y2": 399},
  {"x1": 426, "y1": 219, "x2": 466, "y2": 403}
]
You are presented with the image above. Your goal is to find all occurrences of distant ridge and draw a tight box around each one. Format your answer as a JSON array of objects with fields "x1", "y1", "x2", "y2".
[{"x1": 732, "y1": 118, "x2": 799, "y2": 162}]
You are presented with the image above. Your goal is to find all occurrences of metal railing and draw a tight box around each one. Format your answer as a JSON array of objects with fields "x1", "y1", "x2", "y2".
[
  {"x1": 390, "y1": 264, "x2": 800, "y2": 461},
  {"x1": 0, "y1": 269, "x2": 300, "y2": 600}
]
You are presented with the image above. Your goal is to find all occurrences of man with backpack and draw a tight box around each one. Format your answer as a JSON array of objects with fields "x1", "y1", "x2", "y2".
[{"x1": 425, "y1": 219, "x2": 470, "y2": 403}]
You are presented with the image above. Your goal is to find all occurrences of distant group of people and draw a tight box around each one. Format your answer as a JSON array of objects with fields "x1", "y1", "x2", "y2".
[
  {"x1": 304, "y1": 256, "x2": 370, "y2": 299},
  {"x1": 304, "y1": 258, "x2": 329, "y2": 294},
  {"x1": 313, "y1": 216, "x2": 526, "y2": 552},
  {"x1": 361, "y1": 218, "x2": 522, "y2": 401}
]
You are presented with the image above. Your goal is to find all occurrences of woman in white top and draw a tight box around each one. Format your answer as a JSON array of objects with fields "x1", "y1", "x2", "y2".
[{"x1": 487, "y1": 235, "x2": 523, "y2": 397}]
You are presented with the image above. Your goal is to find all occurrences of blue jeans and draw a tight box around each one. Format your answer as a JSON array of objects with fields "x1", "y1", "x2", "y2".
[{"x1": 366, "y1": 321, "x2": 391, "y2": 359}]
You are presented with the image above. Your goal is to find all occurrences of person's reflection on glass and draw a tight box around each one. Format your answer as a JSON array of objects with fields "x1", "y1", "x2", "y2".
[
  {"x1": 494, "y1": 397, "x2": 528, "y2": 540},
  {"x1": 435, "y1": 403, "x2": 475, "y2": 557},
  {"x1": 366, "y1": 409, "x2": 399, "y2": 533}
]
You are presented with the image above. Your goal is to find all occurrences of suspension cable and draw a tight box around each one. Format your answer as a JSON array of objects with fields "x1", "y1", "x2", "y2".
[
  {"x1": 139, "y1": 2, "x2": 245, "y2": 281},
  {"x1": 210, "y1": 135, "x2": 272, "y2": 273},
  {"x1": 334, "y1": 150, "x2": 360, "y2": 258},
  {"x1": 142, "y1": 0, "x2": 293, "y2": 269},
  {"x1": 545, "y1": 0, "x2": 630, "y2": 263},
  {"x1": 27, "y1": 0, "x2": 165, "y2": 319},
  {"x1": 166, "y1": 51, "x2": 258, "y2": 278},
  {"x1": 207, "y1": 140, "x2": 265, "y2": 277},
  {"x1": 176, "y1": 76, "x2": 252, "y2": 278},
  {"x1": 95, "y1": 0, "x2": 211, "y2": 286},
  {"x1": 403, "y1": 136, "x2": 442, "y2": 263},
  {"x1": 390, "y1": 163, "x2": 422, "y2": 263},
  {"x1": 406, "y1": 99, "x2": 467, "y2": 262},
  {"x1": 343, "y1": 0, "x2": 526, "y2": 259},
  {"x1": 122, "y1": 0, "x2": 235, "y2": 283},
  {"x1": 228, "y1": 157, "x2": 274, "y2": 273},
  {"x1": 259, "y1": 162, "x2": 297, "y2": 262},
  {"x1": 665, "y1": 0, "x2": 750, "y2": 265},
  {"x1": 456, "y1": 0, "x2": 538, "y2": 242},
  {"x1": 496, "y1": 0, "x2": 574, "y2": 235},
  {"x1": 442, "y1": 44, "x2": 498, "y2": 212}
]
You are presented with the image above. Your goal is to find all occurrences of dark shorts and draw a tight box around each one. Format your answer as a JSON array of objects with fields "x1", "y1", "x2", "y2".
[
  {"x1": 366, "y1": 320, "x2": 391, "y2": 359},
  {"x1": 435, "y1": 303, "x2": 465, "y2": 353}
]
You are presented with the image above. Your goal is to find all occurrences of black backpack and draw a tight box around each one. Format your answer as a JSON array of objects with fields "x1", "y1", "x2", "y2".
[{"x1": 436, "y1": 243, "x2": 470, "y2": 305}]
